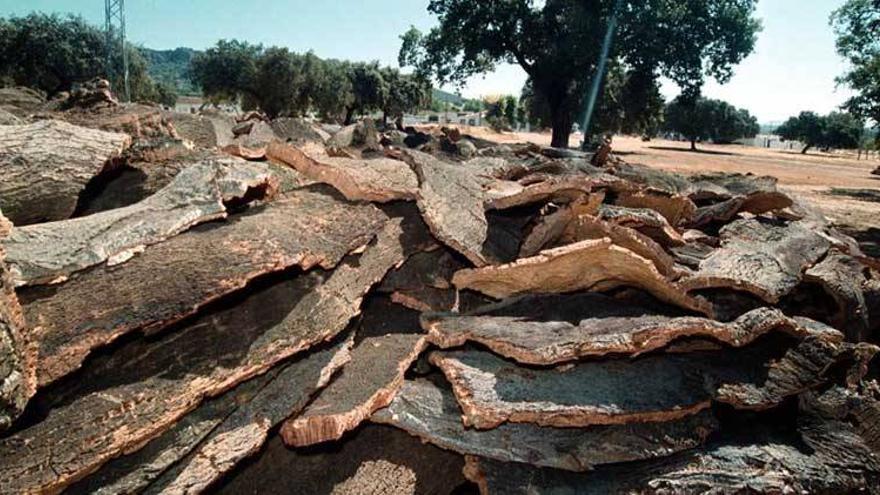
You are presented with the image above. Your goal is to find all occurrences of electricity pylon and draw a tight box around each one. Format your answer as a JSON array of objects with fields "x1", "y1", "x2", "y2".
[{"x1": 104, "y1": 0, "x2": 130, "y2": 101}]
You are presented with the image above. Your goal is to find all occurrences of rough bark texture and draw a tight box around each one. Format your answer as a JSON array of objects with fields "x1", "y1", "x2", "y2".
[
  {"x1": 562, "y1": 215, "x2": 679, "y2": 277},
  {"x1": 613, "y1": 190, "x2": 696, "y2": 226},
  {"x1": 403, "y1": 149, "x2": 493, "y2": 266},
  {"x1": 804, "y1": 250, "x2": 871, "y2": 342},
  {"x1": 423, "y1": 307, "x2": 802, "y2": 365},
  {"x1": 215, "y1": 426, "x2": 466, "y2": 495},
  {"x1": 371, "y1": 379, "x2": 718, "y2": 472},
  {"x1": 267, "y1": 142, "x2": 419, "y2": 202},
  {"x1": 280, "y1": 334, "x2": 427, "y2": 447},
  {"x1": 429, "y1": 331, "x2": 862, "y2": 429},
  {"x1": 139, "y1": 338, "x2": 353, "y2": 495},
  {"x1": 452, "y1": 239, "x2": 710, "y2": 315},
  {"x1": 0, "y1": 219, "x2": 407, "y2": 494},
  {"x1": 4, "y1": 159, "x2": 277, "y2": 286},
  {"x1": 597, "y1": 204, "x2": 684, "y2": 246},
  {"x1": 0, "y1": 120, "x2": 131, "y2": 225},
  {"x1": 0, "y1": 211, "x2": 34, "y2": 431},
  {"x1": 464, "y1": 416, "x2": 880, "y2": 494},
  {"x1": 484, "y1": 175, "x2": 596, "y2": 211},
  {"x1": 22, "y1": 190, "x2": 386, "y2": 387},
  {"x1": 682, "y1": 218, "x2": 832, "y2": 302}
]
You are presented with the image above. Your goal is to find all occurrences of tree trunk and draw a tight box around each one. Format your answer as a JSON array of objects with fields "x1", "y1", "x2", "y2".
[
  {"x1": 690, "y1": 140, "x2": 697, "y2": 151},
  {"x1": 344, "y1": 107, "x2": 355, "y2": 126},
  {"x1": 801, "y1": 144, "x2": 812, "y2": 154},
  {"x1": 382, "y1": 113, "x2": 388, "y2": 128},
  {"x1": 395, "y1": 116, "x2": 404, "y2": 130},
  {"x1": 549, "y1": 102, "x2": 572, "y2": 149}
]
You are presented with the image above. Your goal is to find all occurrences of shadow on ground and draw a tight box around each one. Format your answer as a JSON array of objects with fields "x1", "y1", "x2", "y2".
[
  {"x1": 828, "y1": 188, "x2": 880, "y2": 203},
  {"x1": 647, "y1": 146, "x2": 739, "y2": 157}
]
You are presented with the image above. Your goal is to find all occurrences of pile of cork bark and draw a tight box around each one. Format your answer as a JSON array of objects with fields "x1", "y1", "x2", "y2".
[{"x1": 0, "y1": 86, "x2": 879, "y2": 494}]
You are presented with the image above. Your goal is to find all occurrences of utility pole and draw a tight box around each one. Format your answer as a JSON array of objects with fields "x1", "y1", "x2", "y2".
[{"x1": 105, "y1": 0, "x2": 130, "y2": 102}]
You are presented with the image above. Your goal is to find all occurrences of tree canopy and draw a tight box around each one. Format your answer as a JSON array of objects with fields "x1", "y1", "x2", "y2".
[
  {"x1": 190, "y1": 41, "x2": 430, "y2": 122},
  {"x1": 831, "y1": 0, "x2": 880, "y2": 136},
  {"x1": 663, "y1": 96, "x2": 759, "y2": 150},
  {"x1": 0, "y1": 13, "x2": 175, "y2": 104},
  {"x1": 399, "y1": 0, "x2": 761, "y2": 148},
  {"x1": 776, "y1": 111, "x2": 864, "y2": 154}
]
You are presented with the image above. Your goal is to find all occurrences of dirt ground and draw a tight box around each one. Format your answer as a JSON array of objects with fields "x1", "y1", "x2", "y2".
[{"x1": 466, "y1": 127, "x2": 879, "y2": 243}]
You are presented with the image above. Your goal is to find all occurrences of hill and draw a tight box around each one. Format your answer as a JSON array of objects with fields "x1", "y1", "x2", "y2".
[{"x1": 140, "y1": 47, "x2": 200, "y2": 96}]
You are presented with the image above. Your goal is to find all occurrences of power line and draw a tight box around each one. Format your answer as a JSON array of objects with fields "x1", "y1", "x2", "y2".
[{"x1": 105, "y1": 0, "x2": 130, "y2": 102}]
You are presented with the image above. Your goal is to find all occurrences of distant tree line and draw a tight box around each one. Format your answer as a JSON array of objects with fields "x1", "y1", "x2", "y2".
[
  {"x1": 0, "y1": 13, "x2": 177, "y2": 105},
  {"x1": 775, "y1": 112, "x2": 864, "y2": 154},
  {"x1": 663, "y1": 97, "x2": 760, "y2": 151},
  {"x1": 189, "y1": 40, "x2": 431, "y2": 124}
]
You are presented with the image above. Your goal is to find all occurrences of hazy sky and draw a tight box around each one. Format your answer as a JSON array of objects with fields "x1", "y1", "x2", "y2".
[{"x1": 0, "y1": 0, "x2": 855, "y2": 123}]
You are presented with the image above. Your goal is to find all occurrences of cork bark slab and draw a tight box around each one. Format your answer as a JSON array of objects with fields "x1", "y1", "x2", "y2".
[
  {"x1": 613, "y1": 190, "x2": 696, "y2": 226},
  {"x1": 463, "y1": 415, "x2": 880, "y2": 495},
  {"x1": 22, "y1": 190, "x2": 386, "y2": 387},
  {"x1": 804, "y1": 250, "x2": 871, "y2": 342},
  {"x1": 0, "y1": 219, "x2": 407, "y2": 494},
  {"x1": 597, "y1": 204, "x2": 684, "y2": 246},
  {"x1": 214, "y1": 426, "x2": 466, "y2": 495},
  {"x1": 423, "y1": 307, "x2": 801, "y2": 365},
  {"x1": 403, "y1": 149, "x2": 493, "y2": 267},
  {"x1": 267, "y1": 141, "x2": 418, "y2": 202},
  {"x1": 0, "y1": 120, "x2": 131, "y2": 225},
  {"x1": 0, "y1": 211, "x2": 34, "y2": 431},
  {"x1": 4, "y1": 159, "x2": 277, "y2": 287},
  {"x1": 562, "y1": 215, "x2": 679, "y2": 277},
  {"x1": 429, "y1": 331, "x2": 863, "y2": 429},
  {"x1": 139, "y1": 338, "x2": 354, "y2": 495},
  {"x1": 484, "y1": 175, "x2": 597, "y2": 210},
  {"x1": 682, "y1": 219, "x2": 832, "y2": 303},
  {"x1": 452, "y1": 238, "x2": 711, "y2": 315},
  {"x1": 371, "y1": 379, "x2": 717, "y2": 472},
  {"x1": 280, "y1": 334, "x2": 428, "y2": 447},
  {"x1": 221, "y1": 143, "x2": 266, "y2": 161},
  {"x1": 378, "y1": 248, "x2": 466, "y2": 312}
]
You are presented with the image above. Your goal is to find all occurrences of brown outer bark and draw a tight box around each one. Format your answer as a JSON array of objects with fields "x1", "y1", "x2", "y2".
[
  {"x1": 452, "y1": 238, "x2": 711, "y2": 316},
  {"x1": 0, "y1": 120, "x2": 131, "y2": 225},
  {"x1": 429, "y1": 329, "x2": 863, "y2": 430},
  {"x1": 402, "y1": 149, "x2": 493, "y2": 267},
  {"x1": 280, "y1": 334, "x2": 428, "y2": 447},
  {"x1": 613, "y1": 190, "x2": 696, "y2": 226},
  {"x1": 371, "y1": 379, "x2": 718, "y2": 472},
  {"x1": 804, "y1": 250, "x2": 871, "y2": 342},
  {"x1": 23, "y1": 190, "x2": 386, "y2": 387},
  {"x1": 681, "y1": 219, "x2": 832, "y2": 303},
  {"x1": 141, "y1": 338, "x2": 355, "y2": 495},
  {"x1": 422, "y1": 307, "x2": 803, "y2": 365},
  {"x1": 4, "y1": 159, "x2": 277, "y2": 287},
  {"x1": 0, "y1": 211, "x2": 35, "y2": 431},
  {"x1": 0, "y1": 218, "x2": 408, "y2": 495},
  {"x1": 267, "y1": 141, "x2": 418, "y2": 203}
]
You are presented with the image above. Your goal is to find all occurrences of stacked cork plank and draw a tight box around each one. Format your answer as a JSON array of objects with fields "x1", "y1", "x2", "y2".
[{"x1": 0, "y1": 87, "x2": 879, "y2": 494}]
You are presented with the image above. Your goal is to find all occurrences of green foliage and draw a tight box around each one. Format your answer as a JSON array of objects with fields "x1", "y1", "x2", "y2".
[
  {"x1": 140, "y1": 47, "x2": 198, "y2": 96},
  {"x1": 664, "y1": 96, "x2": 759, "y2": 149},
  {"x1": 503, "y1": 96, "x2": 518, "y2": 127},
  {"x1": 831, "y1": 0, "x2": 880, "y2": 130},
  {"x1": 401, "y1": 0, "x2": 760, "y2": 148},
  {"x1": 190, "y1": 40, "x2": 431, "y2": 122},
  {"x1": 0, "y1": 13, "x2": 171, "y2": 104},
  {"x1": 776, "y1": 111, "x2": 864, "y2": 153}
]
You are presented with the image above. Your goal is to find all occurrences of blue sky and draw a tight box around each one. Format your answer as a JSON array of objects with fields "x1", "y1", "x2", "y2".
[{"x1": 0, "y1": 0, "x2": 855, "y2": 123}]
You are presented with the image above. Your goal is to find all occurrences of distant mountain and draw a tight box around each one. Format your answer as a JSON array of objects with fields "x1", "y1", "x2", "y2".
[
  {"x1": 140, "y1": 47, "x2": 200, "y2": 96},
  {"x1": 432, "y1": 88, "x2": 466, "y2": 106}
]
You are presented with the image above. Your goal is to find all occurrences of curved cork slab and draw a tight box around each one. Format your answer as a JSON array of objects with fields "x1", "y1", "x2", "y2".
[
  {"x1": 280, "y1": 334, "x2": 427, "y2": 447},
  {"x1": 371, "y1": 379, "x2": 717, "y2": 472},
  {"x1": 423, "y1": 307, "x2": 801, "y2": 365},
  {"x1": 23, "y1": 190, "x2": 386, "y2": 387},
  {"x1": 268, "y1": 141, "x2": 418, "y2": 203},
  {"x1": 0, "y1": 120, "x2": 131, "y2": 225},
  {"x1": 5, "y1": 159, "x2": 277, "y2": 286},
  {"x1": 452, "y1": 238, "x2": 711, "y2": 315}
]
